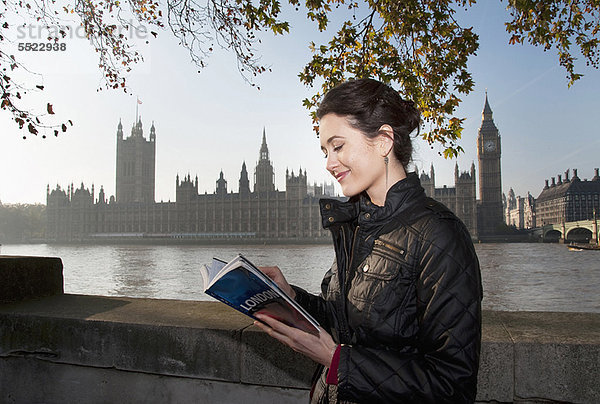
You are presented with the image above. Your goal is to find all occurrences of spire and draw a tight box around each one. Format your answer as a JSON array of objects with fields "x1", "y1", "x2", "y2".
[
  {"x1": 255, "y1": 128, "x2": 275, "y2": 193},
  {"x1": 216, "y1": 170, "x2": 227, "y2": 195},
  {"x1": 117, "y1": 119, "x2": 123, "y2": 139},
  {"x1": 239, "y1": 161, "x2": 250, "y2": 195},
  {"x1": 259, "y1": 127, "x2": 269, "y2": 161},
  {"x1": 483, "y1": 91, "x2": 493, "y2": 120},
  {"x1": 130, "y1": 119, "x2": 144, "y2": 138},
  {"x1": 479, "y1": 91, "x2": 498, "y2": 134}
]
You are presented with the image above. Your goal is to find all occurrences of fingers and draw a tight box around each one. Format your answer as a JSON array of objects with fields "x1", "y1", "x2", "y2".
[
  {"x1": 254, "y1": 315, "x2": 337, "y2": 366},
  {"x1": 255, "y1": 314, "x2": 294, "y2": 336},
  {"x1": 258, "y1": 266, "x2": 282, "y2": 279},
  {"x1": 257, "y1": 266, "x2": 295, "y2": 299},
  {"x1": 254, "y1": 316, "x2": 293, "y2": 346}
]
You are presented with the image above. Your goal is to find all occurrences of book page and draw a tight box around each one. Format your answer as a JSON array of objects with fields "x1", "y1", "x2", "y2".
[{"x1": 201, "y1": 258, "x2": 227, "y2": 291}]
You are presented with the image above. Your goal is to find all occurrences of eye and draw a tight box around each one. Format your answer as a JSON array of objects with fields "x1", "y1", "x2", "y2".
[{"x1": 333, "y1": 144, "x2": 343, "y2": 152}]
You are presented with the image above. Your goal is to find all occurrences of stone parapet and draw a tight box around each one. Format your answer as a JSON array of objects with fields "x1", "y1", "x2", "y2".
[
  {"x1": 0, "y1": 256, "x2": 599, "y2": 403},
  {"x1": 0, "y1": 255, "x2": 63, "y2": 303}
]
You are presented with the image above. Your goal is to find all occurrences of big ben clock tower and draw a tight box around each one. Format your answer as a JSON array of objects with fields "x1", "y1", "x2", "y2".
[{"x1": 477, "y1": 93, "x2": 503, "y2": 236}]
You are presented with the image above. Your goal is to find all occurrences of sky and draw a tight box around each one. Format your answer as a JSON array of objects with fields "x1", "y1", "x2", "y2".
[{"x1": 0, "y1": 1, "x2": 598, "y2": 205}]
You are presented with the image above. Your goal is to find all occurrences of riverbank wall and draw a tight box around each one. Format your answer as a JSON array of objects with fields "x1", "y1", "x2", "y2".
[{"x1": 1, "y1": 256, "x2": 598, "y2": 403}]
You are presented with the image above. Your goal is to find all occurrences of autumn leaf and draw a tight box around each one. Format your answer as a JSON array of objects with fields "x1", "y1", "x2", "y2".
[
  {"x1": 28, "y1": 123, "x2": 38, "y2": 135},
  {"x1": 3, "y1": 0, "x2": 599, "y2": 148}
]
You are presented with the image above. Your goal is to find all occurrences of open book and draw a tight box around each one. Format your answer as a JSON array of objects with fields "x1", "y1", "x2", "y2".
[{"x1": 200, "y1": 254, "x2": 320, "y2": 336}]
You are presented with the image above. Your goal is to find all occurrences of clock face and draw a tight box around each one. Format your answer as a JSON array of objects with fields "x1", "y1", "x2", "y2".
[{"x1": 484, "y1": 140, "x2": 495, "y2": 152}]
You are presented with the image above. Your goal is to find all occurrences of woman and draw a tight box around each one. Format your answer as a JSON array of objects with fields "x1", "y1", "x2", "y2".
[{"x1": 256, "y1": 78, "x2": 482, "y2": 403}]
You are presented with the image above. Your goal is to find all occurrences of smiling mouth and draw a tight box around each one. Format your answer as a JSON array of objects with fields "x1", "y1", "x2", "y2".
[{"x1": 334, "y1": 171, "x2": 349, "y2": 182}]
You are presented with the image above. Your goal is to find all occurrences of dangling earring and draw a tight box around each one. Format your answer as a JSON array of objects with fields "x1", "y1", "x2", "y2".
[{"x1": 384, "y1": 155, "x2": 389, "y2": 190}]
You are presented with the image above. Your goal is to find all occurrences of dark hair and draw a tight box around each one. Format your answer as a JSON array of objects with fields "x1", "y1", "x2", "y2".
[{"x1": 316, "y1": 79, "x2": 420, "y2": 168}]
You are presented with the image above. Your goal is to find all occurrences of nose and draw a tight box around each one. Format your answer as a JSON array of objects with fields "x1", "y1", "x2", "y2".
[{"x1": 325, "y1": 152, "x2": 338, "y2": 174}]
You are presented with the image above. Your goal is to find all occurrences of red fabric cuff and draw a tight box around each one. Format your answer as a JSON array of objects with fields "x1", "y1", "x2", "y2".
[{"x1": 326, "y1": 345, "x2": 341, "y2": 385}]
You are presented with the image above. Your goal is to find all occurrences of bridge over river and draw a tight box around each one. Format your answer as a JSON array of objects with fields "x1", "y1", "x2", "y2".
[{"x1": 539, "y1": 218, "x2": 599, "y2": 243}]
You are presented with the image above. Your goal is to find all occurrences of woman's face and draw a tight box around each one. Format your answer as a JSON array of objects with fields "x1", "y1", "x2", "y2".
[{"x1": 319, "y1": 113, "x2": 387, "y2": 200}]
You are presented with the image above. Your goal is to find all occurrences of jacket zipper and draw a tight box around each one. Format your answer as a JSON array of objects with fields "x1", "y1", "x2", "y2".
[
  {"x1": 337, "y1": 225, "x2": 358, "y2": 344},
  {"x1": 344, "y1": 226, "x2": 360, "y2": 342},
  {"x1": 374, "y1": 239, "x2": 406, "y2": 256},
  {"x1": 348, "y1": 225, "x2": 360, "y2": 278}
]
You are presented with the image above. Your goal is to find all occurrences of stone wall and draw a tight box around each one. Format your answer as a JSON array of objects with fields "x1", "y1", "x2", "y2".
[{"x1": 1, "y1": 256, "x2": 598, "y2": 403}]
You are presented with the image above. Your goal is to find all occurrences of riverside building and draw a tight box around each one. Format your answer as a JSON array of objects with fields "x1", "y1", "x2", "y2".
[
  {"x1": 418, "y1": 93, "x2": 506, "y2": 239},
  {"x1": 46, "y1": 122, "x2": 337, "y2": 242},
  {"x1": 419, "y1": 162, "x2": 478, "y2": 238},
  {"x1": 535, "y1": 168, "x2": 600, "y2": 226},
  {"x1": 504, "y1": 189, "x2": 536, "y2": 230},
  {"x1": 46, "y1": 93, "x2": 507, "y2": 242}
]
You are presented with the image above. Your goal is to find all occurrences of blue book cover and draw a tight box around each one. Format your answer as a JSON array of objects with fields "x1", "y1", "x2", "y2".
[{"x1": 201, "y1": 254, "x2": 320, "y2": 335}]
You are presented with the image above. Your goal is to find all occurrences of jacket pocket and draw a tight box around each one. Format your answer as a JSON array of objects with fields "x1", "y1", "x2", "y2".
[
  {"x1": 350, "y1": 252, "x2": 403, "y2": 302},
  {"x1": 348, "y1": 251, "x2": 413, "y2": 335}
]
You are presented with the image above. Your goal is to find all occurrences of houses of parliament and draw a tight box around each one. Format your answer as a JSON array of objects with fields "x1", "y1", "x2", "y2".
[
  {"x1": 46, "y1": 122, "x2": 336, "y2": 242},
  {"x1": 46, "y1": 95, "x2": 505, "y2": 242}
]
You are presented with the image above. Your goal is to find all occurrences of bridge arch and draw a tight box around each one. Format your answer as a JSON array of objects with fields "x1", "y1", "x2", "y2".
[
  {"x1": 543, "y1": 229, "x2": 562, "y2": 242},
  {"x1": 566, "y1": 227, "x2": 593, "y2": 243}
]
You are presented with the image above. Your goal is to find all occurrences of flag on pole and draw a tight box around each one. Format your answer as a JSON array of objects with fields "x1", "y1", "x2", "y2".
[{"x1": 137, "y1": 98, "x2": 143, "y2": 105}]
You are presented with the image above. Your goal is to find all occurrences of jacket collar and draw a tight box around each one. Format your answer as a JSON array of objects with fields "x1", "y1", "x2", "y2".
[{"x1": 320, "y1": 172, "x2": 426, "y2": 231}]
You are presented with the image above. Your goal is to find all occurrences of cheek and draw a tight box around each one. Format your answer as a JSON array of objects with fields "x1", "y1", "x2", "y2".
[{"x1": 350, "y1": 144, "x2": 377, "y2": 169}]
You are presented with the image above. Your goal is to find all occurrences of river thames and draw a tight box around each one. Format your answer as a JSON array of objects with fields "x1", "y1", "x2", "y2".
[{"x1": 2, "y1": 242, "x2": 599, "y2": 313}]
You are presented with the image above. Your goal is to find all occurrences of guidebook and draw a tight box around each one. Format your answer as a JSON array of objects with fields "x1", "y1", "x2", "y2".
[{"x1": 200, "y1": 254, "x2": 320, "y2": 336}]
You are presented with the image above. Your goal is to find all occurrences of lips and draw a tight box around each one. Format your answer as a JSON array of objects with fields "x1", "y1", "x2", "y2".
[{"x1": 334, "y1": 171, "x2": 349, "y2": 182}]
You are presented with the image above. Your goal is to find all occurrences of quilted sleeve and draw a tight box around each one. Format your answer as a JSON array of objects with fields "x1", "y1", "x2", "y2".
[
  {"x1": 291, "y1": 285, "x2": 332, "y2": 332},
  {"x1": 337, "y1": 218, "x2": 482, "y2": 403}
]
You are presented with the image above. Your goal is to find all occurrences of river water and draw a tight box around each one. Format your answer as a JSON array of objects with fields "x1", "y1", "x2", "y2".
[{"x1": 1, "y1": 243, "x2": 599, "y2": 313}]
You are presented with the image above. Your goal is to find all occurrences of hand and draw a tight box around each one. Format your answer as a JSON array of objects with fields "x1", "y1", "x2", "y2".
[
  {"x1": 259, "y1": 266, "x2": 296, "y2": 300},
  {"x1": 254, "y1": 314, "x2": 337, "y2": 368}
]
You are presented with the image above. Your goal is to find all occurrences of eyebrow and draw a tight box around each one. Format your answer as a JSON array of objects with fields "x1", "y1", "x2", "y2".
[
  {"x1": 325, "y1": 135, "x2": 343, "y2": 145},
  {"x1": 320, "y1": 135, "x2": 344, "y2": 152}
]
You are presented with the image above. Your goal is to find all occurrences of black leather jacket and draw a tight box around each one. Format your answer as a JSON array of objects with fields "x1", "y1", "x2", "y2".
[{"x1": 293, "y1": 173, "x2": 482, "y2": 403}]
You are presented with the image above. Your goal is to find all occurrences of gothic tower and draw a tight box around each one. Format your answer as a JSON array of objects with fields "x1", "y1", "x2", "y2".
[
  {"x1": 418, "y1": 164, "x2": 435, "y2": 197},
  {"x1": 254, "y1": 128, "x2": 275, "y2": 193},
  {"x1": 239, "y1": 161, "x2": 250, "y2": 196},
  {"x1": 477, "y1": 93, "x2": 503, "y2": 235},
  {"x1": 286, "y1": 168, "x2": 308, "y2": 200},
  {"x1": 115, "y1": 118, "x2": 156, "y2": 203},
  {"x1": 216, "y1": 170, "x2": 228, "y2": 196}
]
